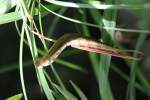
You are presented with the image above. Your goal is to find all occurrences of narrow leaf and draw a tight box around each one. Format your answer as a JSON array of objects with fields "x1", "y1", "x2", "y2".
[
  {"x1": 6, "y1": 93, "x2": 23, "y2": 100},
  {"x1": 70, "y1": 81, "x2": 88, "y2": 100}
]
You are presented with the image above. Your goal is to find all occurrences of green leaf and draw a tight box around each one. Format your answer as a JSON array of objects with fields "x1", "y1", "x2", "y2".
[
  {"x1": 0, "y1": 0, "x2": 17, "y2": 14},
  {"x1": 98, "y1": 55, "x2": 114, "y2": 100},
  {"x1": 6, "y1": 93, "x2": 23, "y2": 100},
  {"x1": 38, "y1": 69, "x2": 55, "y2": 100},
  {"x1": 0, "y1": 12, "x2": 21, "y2": 24},
  {"x1": 55, "y1": 59, "x2": 85, "y2": 72},
  {"x1": 70, "y1": 81, "x2": 88, "y2": 100},
  {"x1": 51, "y1": 64, "x2": 66, "y2": 90},
  {"x1": 41, "y1": 4, "x2": 150, "y2": 34},
  {"x1": 52, "y1": 91, "x2": 67, "y2": 100},
  {"x1": 97, "y1": 0, "x2": 116, "y2": 99},
  {"x1": 0, "y1": 4, "x2": 60, "y2": 25},
  {"x1": 0, "y1": 60, "x2": 32, "y2": 74},
  {"x1": 44, "y1": 0, "x2": 150, "y2": 10},
  {"x1": 19, "y1": 21, "x2": 28, "y2": 100},
  {"x1": 52, "y1": 83, "x2": 78, "y2": 100}
]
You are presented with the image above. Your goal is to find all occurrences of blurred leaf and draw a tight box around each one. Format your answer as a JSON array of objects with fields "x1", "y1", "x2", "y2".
[
  {"x1": 97, "y1": 0, "x2": 116, "y2": 99},
  {"x1": 55, "y1": 59, "x2": 85, "y2": 72},
  {"x1": 52, "y1": 91, "x2": 66, "y2": 100},
  {"x1": 19, "y1": 20, "x2": 28, "y2": 100},
  {"x1": 98, "y1": 55, "x2": 113, "y2": 100},
  {"x1": 0, "y1": 12, "x2": 21, "y2": 24},
  {"x1": 70, "y1": 81, "x2": 88, "y2": 100},
  {"x1": 38, "y1": 69, "x2": 55, "y2": 100},
  {"x1": 6, "y1": 93, "x2": 23, "y2": 100},
  {"x1": 41, "y1": 4, "x2": 150, "y2": 34},
  {"x1": 53, "y1": 83, "x2": 78, "y2": 100},
  {"x1": 0, "y1": 60, "x2": 32, "y2": 74},
  {"x1": 51, "y1": 64, "x2": 66, "y2": 90},
  {"x1": 0, "y1": 0, "x2": 17, "y2": 14},
  {"x1": 44, "y1": 0, "x2": 150, "y2": 10},
  {"x1": 0, "y1": 4, "x2": 61, "y2": 25}
]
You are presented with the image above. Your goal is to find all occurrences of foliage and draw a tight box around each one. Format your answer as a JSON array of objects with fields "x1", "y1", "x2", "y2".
[{"x1": 1, "y1": 0, "x2": 150, "y2": 100}]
